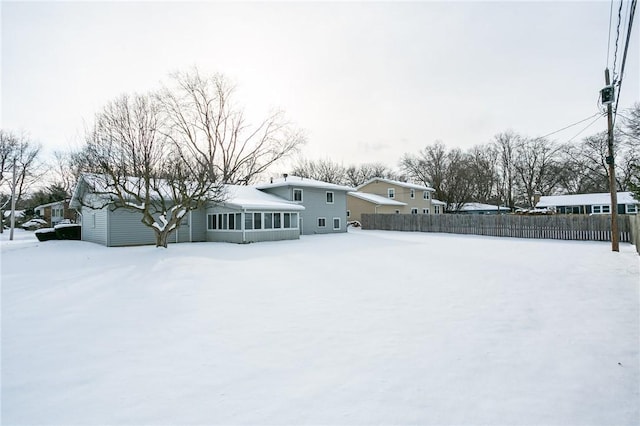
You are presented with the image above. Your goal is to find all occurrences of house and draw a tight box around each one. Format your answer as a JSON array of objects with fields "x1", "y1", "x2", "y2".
[
  {"x1": 256, "y1": 175, "x2": 353, "y2": 235},
  {"x1": 346, "y1": 192, "x2": 406, "y2": 223},
  {"x1": 453, "y1": 202, "x2": 510, "y2": 215},
  {"x1": 535, "y1": 192, "x2": 639, "y2": 215},
  {"x1": 348, "y1": 178, "x2": 439, "y2": 219},
  {"x1": 34, "y1": 200, "x2": 77, "y2": 226},
  {"x1": 70, "y1": 175, "x2": 307, "y2": 247}
]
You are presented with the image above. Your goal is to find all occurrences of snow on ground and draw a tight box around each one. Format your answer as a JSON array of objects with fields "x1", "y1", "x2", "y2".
[{"x1": 2, "y1": 228, "x2": 639, "y2": 425}]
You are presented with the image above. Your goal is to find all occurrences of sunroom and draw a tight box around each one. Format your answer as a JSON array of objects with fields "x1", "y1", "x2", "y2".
[{"x1": 206, "y1": 186, "x2": 305, "y2": 244}]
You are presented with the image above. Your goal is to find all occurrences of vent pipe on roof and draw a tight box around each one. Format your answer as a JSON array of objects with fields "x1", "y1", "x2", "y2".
[
  {"x1": 270, "y1": 177, "x2": 273, "y2": 184},
  {"x1": 283, "y1": 173, "x2": 288, "y2": 181}
]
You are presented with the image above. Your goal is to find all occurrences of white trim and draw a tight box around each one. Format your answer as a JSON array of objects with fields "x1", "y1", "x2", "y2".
[
  {"x1": 411, "y1": 208, "x2": 418, "y2": 214},
  {"x1": 318, "y1": 217, "x2": 326, "y2": 228},
  {"x1": 626, "y1": 204, "x2": 638, "y2": 214},
  {"x1": 388, "y1": 188, "x2": 395, "y2": 199},
  {"x1": 293, "y1": 188, "x2": 303, "y2": 203}
]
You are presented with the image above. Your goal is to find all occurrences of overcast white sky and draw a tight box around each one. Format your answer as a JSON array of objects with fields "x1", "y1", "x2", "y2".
[{"x1": 2, "y1": 1, "x2": 639, "y2": 168}]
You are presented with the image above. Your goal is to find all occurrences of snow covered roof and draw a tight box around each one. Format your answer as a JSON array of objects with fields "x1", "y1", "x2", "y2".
[
  {"x1": 35, "y1": 200, "x2": 68, "y2": 210},
  {"x1": 536, "y1": 192, "x2": 639, "y2": 207},
  {"x1": 357, "y1": 178, "x2": 435, "y2": 192},
  {"x1": 221, "y1": 186, "x2": 305, "y2": 211},
  {"x1": 432, "y1": 199, "x2": 446, "y2": 206},
  {"x1": 256, "y1": 175, "x2": 354, "y2": 192},
  {"x1": 458, "y1": 203, "x2": 510, "y2": 212},
  {"x1": 3, "y1": 210, "x2": 25, "y2": 218},
  {"x1": 347, "y1": 192, "x2": 407, "y2": 206}
]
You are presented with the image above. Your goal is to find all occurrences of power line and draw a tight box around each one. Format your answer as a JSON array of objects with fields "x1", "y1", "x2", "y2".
[
  {"x1": 566, "y1": 114, "x2": 606, "y2": 143},
  {"x1": 612, "y1": 0, "x2": 625, "y2": 81},
  {"x1": 607, "y1": 0, "x2": 615, "y2": 68},
  {"x1": 537, "y1": 112, "x2": 605, "y2": 140},
  {"x1": 612, "y1": 0, "x2": 637, "y2": 128}
]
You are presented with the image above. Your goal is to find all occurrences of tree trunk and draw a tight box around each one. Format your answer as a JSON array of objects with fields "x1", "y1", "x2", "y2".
[{"x1": 155, "y1": 230, "x2": 169, "y2": 248}]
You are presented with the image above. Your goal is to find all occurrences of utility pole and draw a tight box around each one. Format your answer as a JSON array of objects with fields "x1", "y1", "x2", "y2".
[
  {"x1": 604, "y1": 68, "x2": 619, "y2": 252},
  {"x1": 9, "y1": 158, "x2": 17, "y2": 241}
]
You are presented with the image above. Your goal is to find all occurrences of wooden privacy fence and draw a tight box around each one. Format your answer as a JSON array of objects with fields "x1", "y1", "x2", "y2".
[
  {"x1": 630, "y1": 213, "x2": 640, "y2": 254},
  {"x1": 361, "y1": 213, "x2": 633, "y2": 243}
]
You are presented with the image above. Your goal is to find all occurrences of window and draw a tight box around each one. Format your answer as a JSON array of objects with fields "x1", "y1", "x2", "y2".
[
  {"x1": 245, "y1": 213, "x2": 253, "y2": 230},
  {"x1": 411, "y1": 208, "x2": 418, "y2": 214},
  {"x1": 293, "y1": 189, "x2": 303, "y2": 202},
  {"x1": 434, "y1": 205, "x2": 441, "y2": 214},
  {"x1": 395, "y1": 210, "x2": 400, "y2": 214},
  {"x1": 291, "y1": 213, "x2": 298, "y2": 228},
  {"x1": 602, "y1": 205, "x2": 611, "y2": 213},
  {"x1": 284, "y1": 213, "x2": 291, "y2": 228},
  {"x1": 207, "y1": 214, "x2": 217, "y2": 230},
  {"x1": 52, "y1": 207, "x2": 63, "y2": 217},
  {"x1": 423, "y1": 191, "x2": 430, "y2": 200},
  {"x1": 422, "y1": 208, "x2": 429, "y2": 214},
  {"x1": 627, "y1": 204, "x2": 638, "y2": 214},
  {"x1": 254, "y1": 213, "x2": 262, "y2": 229},
  {"x1": 326, "y1": 191, "x2": 334, "y2": 204},
  {"x1": 410, "y1": 189, "x2": 415, "y2": 199},
  {"x1": 273, "y1": 213, "x2": 282, "y2": 228},
  {"x1": 264, "y1": 213, "x2": 273, "y2": 229},
  {"x1": 333, "y1": 218, "x2": 341, "y2": 230},
  {"x1": 228, "y1": 213, "x2": 235, "y2": 230},
  {"x1": 388, "y1": 188, "x2": 395, "y2": 199},
  {"x1": 318, "y1": 217, "x2": 326, "y2": 227},
  {"x1": 592, "y1": 206, "x2": 601, "y2": 214},
  {"x1": 347, "y1": 210, "x2": 351, "y2": 218}
]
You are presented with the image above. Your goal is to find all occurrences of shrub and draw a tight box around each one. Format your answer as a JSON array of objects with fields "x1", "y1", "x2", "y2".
[
  {"x1": 35, "y1": 228, "x2": 58, "y2": 242},
  {"x1": 54, "y1": 224, "x2": 81, "y2": 240}
]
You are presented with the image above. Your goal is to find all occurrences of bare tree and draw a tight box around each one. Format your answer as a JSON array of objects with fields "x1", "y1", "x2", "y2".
[
  {"x1": 400, "y1": 141, "x2": 472, "y2": 210},
  {"x1": 514, "y1": 137, "x2": 565, "y2": 207},
  {"x1": 0, "y1": 130, "x2": 42, "y2": 232},
  {"x1": 344, "y1": 162, "x2": 399, "y2": 187},
  {"x1": 158, "y1": 69, "x2": 305, "y2": 185},
  {"x1": 291, "y1": 158, "x2": 347, "y2": 184},
  {"x1": 467, "y1": 144, "x2": 499, "y2": 204},
  {"x1": 492, "y1": 131, "x2": 521, "y2": 209},
  {"x1": 79, "y1": 93, "x2": 223, "y2": 248}
]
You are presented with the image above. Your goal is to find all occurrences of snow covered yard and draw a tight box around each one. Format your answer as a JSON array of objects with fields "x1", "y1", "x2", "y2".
[{"x1": 2, "y1": 228, "x2": 639, "y2": 425}]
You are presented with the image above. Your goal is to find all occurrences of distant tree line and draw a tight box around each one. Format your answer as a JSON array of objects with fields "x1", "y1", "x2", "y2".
[
  {"x1": 2, "y1": 97, "x2": 639, "y2": 232},
  {"x1": 293, "y1": 103, "x2": 640, "y2": 210}
]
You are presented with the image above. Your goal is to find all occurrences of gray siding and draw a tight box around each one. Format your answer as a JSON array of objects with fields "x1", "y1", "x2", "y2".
[
  {"x1": 261, "y1": 186, "x2": 348, "y2": 235},
  {"x1": 80, "y1": 206, "x2": 108, "y2": 246},
  {"x1": 108, "y1": 208, "x2": 157, "y2": 247},
  {"x1": 190, "y1": 208, "x2": 207, "y2": 242}
]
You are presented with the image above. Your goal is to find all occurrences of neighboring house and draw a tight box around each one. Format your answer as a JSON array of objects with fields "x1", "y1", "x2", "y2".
[
  {"x1": 350, "y1": 178, "x2": 438, "y2": 217},
  {"x1": 34, "y1": 200, "x2": 76, "y2": 226},
  {"x1": 256, "y1": 175, "x2": 353, "y2": 235},
  {"x1": 346, "y1": 192, "x2": 406, "y2": 223},
  {"x1": 535, "y1": 192, "x2": 639, "y2": 215},
  {"x1": 431, "y1": 199, "x2": 446, "y2": 215},
  {"x1": 453, "y1": 202, "x2": 510, "y2": 215}
]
